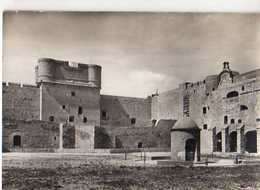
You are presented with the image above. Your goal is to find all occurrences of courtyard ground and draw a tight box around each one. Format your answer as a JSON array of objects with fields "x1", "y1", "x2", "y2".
[{"x1": 2, "y1": 153, "x2": 260, "y2": 190}]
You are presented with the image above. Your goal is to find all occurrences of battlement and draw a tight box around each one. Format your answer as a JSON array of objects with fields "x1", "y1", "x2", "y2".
[{"x1": 36, "y1": 58, "x2": 102, "y2": 88}]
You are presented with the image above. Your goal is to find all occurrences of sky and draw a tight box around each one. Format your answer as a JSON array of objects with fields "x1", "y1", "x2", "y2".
[{"x1": 3, "y1": 12, "x2": 260, "y2": 97}]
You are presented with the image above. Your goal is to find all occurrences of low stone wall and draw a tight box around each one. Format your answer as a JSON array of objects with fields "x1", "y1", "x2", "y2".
[{"x1": 3, "y1": 119, "x2": 60, "y2": 152}]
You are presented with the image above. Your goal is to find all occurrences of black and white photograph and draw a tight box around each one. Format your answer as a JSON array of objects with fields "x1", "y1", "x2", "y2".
[{"x1": 2, "y1": 10, "x2": 260, "y2": 189}]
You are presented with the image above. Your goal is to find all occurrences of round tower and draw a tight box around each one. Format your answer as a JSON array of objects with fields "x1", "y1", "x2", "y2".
[
  {"x1": 88, "y1": 64, "x2": 102, "y2": 88},
  {"x1": 36, "y1": 58, "x2": 56, "y2": 83}
]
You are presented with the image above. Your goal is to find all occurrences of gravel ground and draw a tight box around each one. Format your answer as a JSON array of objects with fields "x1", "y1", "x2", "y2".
[{"x1": 3, "y1": 161, "x2": 260, "y2": 190}]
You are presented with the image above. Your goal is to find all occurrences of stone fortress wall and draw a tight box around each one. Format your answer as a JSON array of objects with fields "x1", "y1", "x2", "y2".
[{"x1": 2, "y1": 58, "x2": 260, "y2": 154}]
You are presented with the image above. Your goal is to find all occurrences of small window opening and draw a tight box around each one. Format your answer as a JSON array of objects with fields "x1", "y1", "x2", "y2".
[
  {"x1": 206, "y1": 93, "x2": 209, "y2": 96},
  {"x1": 203, "y1": 80, "x2": 206, "y2": 84},
  {"x1": 242, "y1": 86, "x2": 245, "y2": 91},
  {"x1": 49, "y1": 116, "x2": 54, "y2": 122},
  {"x1": 212, "y1": 88, "x2": 215, "y2": 91},
  {"x1": 224, "y1": 116, "x2": 228, "y2": 124},
  {"x1": 54, "y1": 136, "x2": 57, "y2": 140},
  {"x1": 69, "y1": 116, "x2": 74, "y2": 122},
  {"x1": 13, "y1": 135, "x2": 21, "y2": 147},
  {"x1": 226, "y1": 91, "x2": 239, "y2": 98},
  {"x1": 231, "y1": 119, "x2": 235, "y2": 124},
  {"x1": 83, "y1": 117, "x2": 87, "y2": 123},
  {"x1": 238, "y1": 119, "x2": 242, "y2": 124},
  {"x1": 131, "y1": 118, "x2": 136, "y2": 125},
  {"x1": 138, "y1": 142, "x2": 143, "y2": 148},
  {"x1": 152, "y1": 119, "x2": 157, "y2": 126},
  {"x1": 203, "y1": 107, "x2": 207, "y2": 114},
  {"x1": 62, "y1": 105, "x2": 66, "y2": 109},
  {"x1": 102, "y1": 110, "x2": 107, "y2": 120},
  {"x1": 240, "y1": 105, "x2": 248, "y2": 111},
  {"x1": 203, "y1": 124, "x2": 207, "y2": 130},
  {"x1": 78, "y1": 106, "x2": 83, "y2": 115},
  {"x1": 71, "y1": 91, "x2": 76, "y2": 96}
]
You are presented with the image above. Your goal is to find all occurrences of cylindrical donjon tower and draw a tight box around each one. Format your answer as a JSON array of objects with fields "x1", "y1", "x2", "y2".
[{"x1": 37, "y1": 58, "x2": 56, "y2": 83}]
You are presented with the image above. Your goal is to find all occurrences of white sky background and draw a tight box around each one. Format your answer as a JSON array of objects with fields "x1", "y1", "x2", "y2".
[{"x1": 3, "y1": 12, "x2": 260, "y2": 97}]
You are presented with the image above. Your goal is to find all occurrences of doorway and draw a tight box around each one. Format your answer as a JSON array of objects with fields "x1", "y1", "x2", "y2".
[{"x1": 185, "y1": 139, "x2": 196, "y2": 161}]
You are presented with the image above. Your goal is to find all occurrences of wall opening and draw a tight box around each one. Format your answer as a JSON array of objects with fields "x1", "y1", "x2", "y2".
[
  {"x1": 152, "y1": 119, "x2": 157, "y2": 127},
  {"x1": 224, "y1": 116, "x2": 228, "y2": 124},
  {"x1": 183, "y1": 95, "x2": 190, "y2": 117},
  {"x1": 138, "y1": 142, "x2": 143, "y2": 148},
  {"x1": 229, "y1": 131, "x2": 237, "y2": 152},
  {"x1": 240, "y1": 105, "x2": 248, "y2": 111},
  {"x1": 101, "y1": 110, "x2": 107, "y2": 120},
  {"x1": 185, "y1": 139, "x2": 196, "y2": 161},
  {"x1": 245, "y1": 130, "x2": 257, "y2": 153},
  {"x1": 203, "y1": 124, "x2": 207, "y2": 130},
  {"x1": 216, "y1": 132, "x2": 222, "y2": 152},
  {"x1": 231, "y1": 119, "x2": 235, "y2": 124},
  {"x1": 226, "y1": 91, "x2": 239, "y2": 98},
  {"x1": 131, "y1": 118, "x2": 136, "y2": 125},
  {"x1": 78, "y1": 106, "x2": 83, "y2": 115},
  {"x1": 203, "y1": 107, "x2": 207, "y2": 114},
  {"x1": 69, "y1": 116, "x2": 74, "y2": 122},
  {"x1": 83, "y1": 117, "x2": 87, "y2": 123},
  {"x1": 49, "y1": 116, "x2": 54, "y2": 122},
  {"x1": 13, "y1": 135, "x2": 21, "y2": 147},
  {"x1": 71, "y1": 91, "x2": 76, "y2": 96}
]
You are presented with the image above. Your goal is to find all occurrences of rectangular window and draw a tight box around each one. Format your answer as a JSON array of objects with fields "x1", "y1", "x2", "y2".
[
  {"x1": 69, "y1": 116, "x2": 74, "y2": 122},
  {"x1": 131, "y1": 118, "x2": 136, "y2": 125},
  {"x1": 203, "y1": 124, "x2": 207, "y2": 130},
  {"x1": 83, "y1": 117, "x2": 87, "y2": 123},
  {"x1": 183, "y1": 95, "x2": 190, "y2": 117},
  {"x1": 224, "y1": 116, "x2": 228, "y2": 124},
  {"x1": 203, "y1": 107, "x2": 207, "y2": 114},
  {"x1": 231, "y1": 119, "x2": 235, "y2": 124},
  {"x1": 102, "y1": 110, "x2": 108, "y2": 120},
  {"x1": 78, "y1": 106, "x2": 83, "y2": 115},
  {"x1": 71, "y1": 91, "x2": 76, "y2": 96},
  {"x1": 49, "y1": 116, "x2": 54, "y2": 122}
]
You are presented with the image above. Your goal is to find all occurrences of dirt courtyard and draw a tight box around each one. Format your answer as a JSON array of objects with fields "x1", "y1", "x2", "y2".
[{"x1": 2, "y1": 153, "x2": 260, "y2": 190}]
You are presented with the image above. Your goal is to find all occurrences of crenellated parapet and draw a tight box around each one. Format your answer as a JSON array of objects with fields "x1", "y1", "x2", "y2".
[{"x1": 35, "y1": 58, "x2": 101, "y2": 88}]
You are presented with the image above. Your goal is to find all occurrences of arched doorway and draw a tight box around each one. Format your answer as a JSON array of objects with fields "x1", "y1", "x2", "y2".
[
  {"x1": 216, "y1": 132, "x2": 222, "y2": 152},
  {"x1": 13, "y1": 135, "x2": 21, "y2": 147},
  {"x1": 245, "y1": 131, "x2": 257, "y2": 153},
  {"x1": 229, "y1": 131, "x2": 237, "y2": 152},
  {"x1": 185, "y1": 139, "x2": 196, "y2": 161}
]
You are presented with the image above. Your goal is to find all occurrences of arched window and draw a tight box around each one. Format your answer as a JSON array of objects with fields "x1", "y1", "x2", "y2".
[
  {"x1": 231, "y1": 119, "x2": 235, "y2": 124},
  {"x1": 13, "y1": 135, "x2": 21, "y2": 147},
  {"x1": 240, "y1": 105, "x2": 248, "y2": 111},
  {"x1": 226, "y1": 91, "x2": 239, "y2": 98}
]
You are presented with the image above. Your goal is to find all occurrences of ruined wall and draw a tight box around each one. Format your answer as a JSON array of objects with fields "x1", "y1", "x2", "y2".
[
  {"x1": 100, "y1": 95, "x2": 151, "y2": 128},
  {"x1": 2, "y1": 119, "x2": 59, "y2": 152},
  {"x1": 41, "y1": 83, "x2": 100, "y2": 126},
  {"x1": 2, "y1": 83, "x2": 40, "y2": 120}
]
